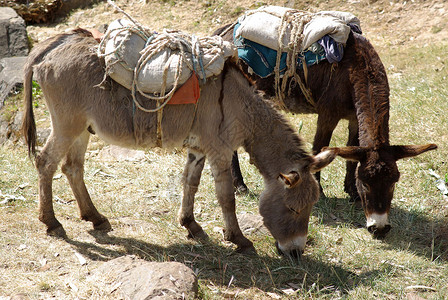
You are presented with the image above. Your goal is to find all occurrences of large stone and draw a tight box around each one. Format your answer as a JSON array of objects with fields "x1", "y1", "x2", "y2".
[
  {"x1": 0, "y1": 7, "x2": 29, "y2": 58},
  {"x1": 0, "y1": 56, "x2": 27, "y2": 145},
  {"x1": 237, "y1": 212, "x2": 268, "y2": 235},
  {"x1": 92, "y1": 255, "x2": 198, "y2": 299},
  {"x1": 1, "y1": 1, "x2": 102, "y2": 24},
  {"x1": 0, "y1": 56, "x2": 27, "y2": 109}
]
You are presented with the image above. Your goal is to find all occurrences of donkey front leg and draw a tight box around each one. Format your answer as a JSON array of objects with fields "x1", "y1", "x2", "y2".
[
  {"x1": 344, "y1": 117, "x2": 360, "y2": 201},
  {"x1": 61, "y1": 131, "x2": 111, "y2": 231},
  {"x1": 179, "y1": 149, "x2": 208, "y2": 240},
  {"x1": 209, "y1": 158, "x2": 255, "y2": 253},
  {"x1": 312, "y1": 115, "x2": 339, "y2": 197}
]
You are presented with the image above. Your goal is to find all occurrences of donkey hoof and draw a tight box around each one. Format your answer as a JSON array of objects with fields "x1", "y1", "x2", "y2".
[
  {"x1": 93, "y1": 219, "x2": 112, "y2": 231},
  {"x1": 236, "y1": 244, "x2": 257, "y2": 255},
  {"x1": 47, "y1": 225, "x2": 67, "y2": 238},
  {"x1": 187, "y1": 230, "x2": 209, "y2": 241}
]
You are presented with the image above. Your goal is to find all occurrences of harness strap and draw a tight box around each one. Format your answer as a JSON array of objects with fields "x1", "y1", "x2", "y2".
[
  {"x1": 156, "y1": 104, "x2": 164, "y2": 148},
  {"x1": 296, "y1": 57, "x2": 315, "y2": 107}
]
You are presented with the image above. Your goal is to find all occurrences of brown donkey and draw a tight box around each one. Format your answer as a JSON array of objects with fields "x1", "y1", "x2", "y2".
[
  {"x1": 22, "y1": 29, "x2": 338, "y2": 256},
  {"x1": 216, "y1": 24, "x2": 436, "y2": 237}
]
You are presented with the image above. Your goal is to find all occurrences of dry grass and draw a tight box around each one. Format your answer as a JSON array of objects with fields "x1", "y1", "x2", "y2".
[{"x1": 1, "y1": 0, "x2": 448, "y2": 299}]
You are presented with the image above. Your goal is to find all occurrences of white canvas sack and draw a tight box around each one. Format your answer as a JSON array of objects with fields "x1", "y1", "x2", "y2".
[
  {"x1": 302, "y1": 15, "x2": 351, "y2": 50},
  {"x1": 235, "y1": 6, "x2": 360, "y2": 52},
  {"x1": 101, "y1": 19, "x2": 191, "y2": 93},
  {"x1": 100, "y1": 19, "x2": 236, "y2": 94},
  {"x1": 234, "y1": 6, "x2": 295, "y2": 50}
]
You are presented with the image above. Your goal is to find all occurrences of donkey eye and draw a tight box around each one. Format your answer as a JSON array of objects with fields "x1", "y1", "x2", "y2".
[{"x1": 287, "y1": 206, "x2": 300, "y2": 215}]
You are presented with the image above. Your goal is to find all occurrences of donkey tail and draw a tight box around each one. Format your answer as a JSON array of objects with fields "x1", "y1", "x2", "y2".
[
  {"x1": 21, "y1": 61, "x2": 37, "y2": 158},
  {"x1": 20, "y1": 31, "x2": 80, "y2": 158}
]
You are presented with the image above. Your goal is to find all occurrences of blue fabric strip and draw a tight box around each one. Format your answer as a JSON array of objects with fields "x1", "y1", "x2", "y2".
[{"x1": 233, "y1": 22, "x2": 333, "y2": 78}]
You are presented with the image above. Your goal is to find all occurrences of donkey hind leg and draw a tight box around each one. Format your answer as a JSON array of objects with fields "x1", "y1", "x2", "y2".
[
  {"x1": 345, "y1": 117, "x2": 360, "y2": 201},
  {"x1": 36, "y1": 130, "x2": 80, "y2": 237},
  {"x1": 179, "y1": 149, "x2": 208, "y2": 240},
  {"x1": 312, "y1": 115, "x2": 339, "y2": 197},
  {"x1": 209, "y1": 157, "x2": 255, "y2": 254},
  {"x1": 61, "y1": 131, "x2": 111, "y2": 231},
  {"x1": 231, "y1": 151, "x2": 248, "y2": 194}
]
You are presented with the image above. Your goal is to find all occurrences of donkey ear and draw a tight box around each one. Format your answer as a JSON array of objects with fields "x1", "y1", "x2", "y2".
[
  {"x1": 389, "y1": 144, "x2": 437, "y2": 160},
  {"x1": 322, "y1": 146, "x2": 368, "y2": 162},
  {"x1": 278, "y1": 171, "x2": 301, "y2": 188},
  {"x1": 309, "y1": 148, "x2": 339, "y2": 173}
]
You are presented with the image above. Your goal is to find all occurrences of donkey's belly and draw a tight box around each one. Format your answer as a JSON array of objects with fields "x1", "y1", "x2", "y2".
[{"x1": 89, "y1": 100, "x2": 197, "y2": 150}]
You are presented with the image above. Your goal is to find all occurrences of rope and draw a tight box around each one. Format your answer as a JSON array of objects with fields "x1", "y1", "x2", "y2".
[
  {"x1": 242, "y1": 7, "x2": 316, "y2": 108},
  {"x1": 218, "y1": 21, "x2": 238, "y2": 38},
  {"x1": 275, "y1": 9, "x2": 314, "y2": 108},
  {"x1": 106, "y1": 0, "x2": 147, "y2": 33}
]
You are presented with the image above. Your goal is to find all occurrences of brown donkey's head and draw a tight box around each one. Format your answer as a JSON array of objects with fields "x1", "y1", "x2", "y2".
[
  {"x1": 259, "y1": 149, "x2": 338, "y2": 257},
  {"x1": 326, "y1": 144, "x2": 437, "y2": 237}
]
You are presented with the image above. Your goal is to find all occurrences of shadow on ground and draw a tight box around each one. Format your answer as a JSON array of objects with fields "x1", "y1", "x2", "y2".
[
  {"x1": 314, "y1": 196, "x2": 448, "y2": 262},
  {"x1": 58, "y1": 228, "x2": 382, "y2": 296}
]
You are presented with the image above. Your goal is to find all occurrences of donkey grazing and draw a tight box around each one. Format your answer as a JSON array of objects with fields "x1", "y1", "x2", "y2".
[
  {"x1": 216, "y1": 24, "x2": 437, "y2": 236},
  {"x1": 22, "y1": 29, "x2": 338, "y2": 256}
]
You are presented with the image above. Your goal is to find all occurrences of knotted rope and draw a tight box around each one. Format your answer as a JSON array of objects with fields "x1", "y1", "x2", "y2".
[{"x1": 239, "y1": 7, "x2": 316, "y2": 109}]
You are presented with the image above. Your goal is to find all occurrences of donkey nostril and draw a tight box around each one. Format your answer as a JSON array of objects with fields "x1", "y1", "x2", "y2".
[
  {"x1": 289, "y1": 248, "x2": 303, "y2": 259},
  {"x1": 368, "y1": 224, "x2": 392, "y2": 238},
  {"x1": 275, "y1": 241, "x2": 283, "y2": 255},
  {"x1": 383, "y1": 224, "x2": 392, "y2": 234}
]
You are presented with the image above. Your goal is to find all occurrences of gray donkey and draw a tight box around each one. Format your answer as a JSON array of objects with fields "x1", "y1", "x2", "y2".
[{"x1": 22, "y1": 29, "x2": 338, "y2": 256}]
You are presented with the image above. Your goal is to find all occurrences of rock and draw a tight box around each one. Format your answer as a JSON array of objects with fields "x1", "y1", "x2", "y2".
[
  {"x1": 92, "y1": 255, "x2": 198, "y2": 299},
  {"x1": 1, "y1": 0, "x2": 101, "y2": 24},
  {"x1": 0, "y1": 110, "x2": 22, "y2": 145},
  {"x1": 0, "y1": 119, "x2": 8, "y2": 145},
  {"x1": 9, "y1": 110, "x2": 23, "y2": 138},
  {"x1": 37, "y1": 128, "x2": 51, "y2": 146},
  {"x1": 0, "y1": 7, "x2": 29, "y2": 58},
  {"x1": 0, "y1": 56, "x2": 27, "y2": 109},
  {"x1": 237, "y1": 212, "x2": 268, "y2": 235}
]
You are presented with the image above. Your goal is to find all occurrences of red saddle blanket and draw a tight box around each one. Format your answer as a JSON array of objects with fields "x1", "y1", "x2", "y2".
[{"x1": 167, "y1": 72, "x2": 200, "y2": 105}]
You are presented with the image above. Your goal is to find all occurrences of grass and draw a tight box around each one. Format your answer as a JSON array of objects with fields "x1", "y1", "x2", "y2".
[{"x1": 1, "y1": 0, "x2": 448, "y2": 299}]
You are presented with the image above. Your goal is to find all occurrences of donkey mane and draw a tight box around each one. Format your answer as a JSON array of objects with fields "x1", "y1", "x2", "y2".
[
  {"x1": 349, "y1": 33, "x2": 390, "y2": 148},
  {"x1": 223, "y1": 59, "x2": 306, "y2": 157}
]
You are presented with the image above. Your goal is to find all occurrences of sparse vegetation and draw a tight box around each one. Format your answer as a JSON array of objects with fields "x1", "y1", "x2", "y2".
[{"x1": 1, "y1": 0, "x2": 447, "y2": 299}]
